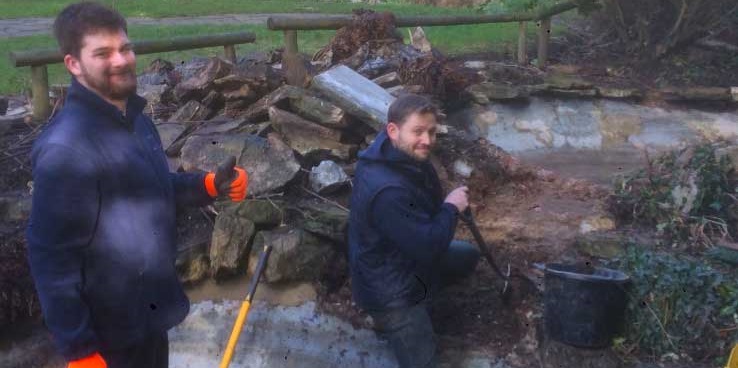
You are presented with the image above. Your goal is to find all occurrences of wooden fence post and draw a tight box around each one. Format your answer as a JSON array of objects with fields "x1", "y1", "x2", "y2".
[
  {"x1": 537, "y1": 18, "x2": 551, "y2": 68},
  {"x1": 223, "y1": 44, "x2": 237, "y2": 64},
  {"x1": 284, "y1": 30, "x2": 298, "y2": 56},
  {"x1": 31, "y1": 65, "x2": 51, "y2": 121},
  {"x1": 517, "y1": 21, "x2": 528, "y2": 65}
]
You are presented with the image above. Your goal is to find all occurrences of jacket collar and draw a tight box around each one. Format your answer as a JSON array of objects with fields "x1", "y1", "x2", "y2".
[
  {"x1": 66, "y1": 77, "x2": 147, "y2": 127},
  {"x1": 360, "y1": 130, "x2": 429, "y2": 177}
]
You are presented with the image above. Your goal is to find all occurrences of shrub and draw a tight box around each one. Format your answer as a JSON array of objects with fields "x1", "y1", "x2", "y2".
[{"x1": 610, "y1": 246, "x2": 738, "y2": 363}]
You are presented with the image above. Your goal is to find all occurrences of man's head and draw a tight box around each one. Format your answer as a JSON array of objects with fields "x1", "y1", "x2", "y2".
[
  {"x1": 386, "y1": 94, "x2": 442, "y2": 162},
  {"x1": 54, "y1": 2, "x2": 136, "y2": 108}
]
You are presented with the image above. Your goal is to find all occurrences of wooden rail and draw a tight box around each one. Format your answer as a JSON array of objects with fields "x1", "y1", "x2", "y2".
[
  {"x1": 268, "y1": 0, "x2": 576, "y2": 79},
  {"x1": 10, "y1": 31, "x2": 256, "y2": 121}
]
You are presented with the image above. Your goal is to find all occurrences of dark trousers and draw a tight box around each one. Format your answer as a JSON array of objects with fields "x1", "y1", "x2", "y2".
[
  {"x1": 100, "y1": 331, "x2": 169, "y2": 368},
  {"x1": 370, "y1": 240, "x2": 480, "y2": 368}
]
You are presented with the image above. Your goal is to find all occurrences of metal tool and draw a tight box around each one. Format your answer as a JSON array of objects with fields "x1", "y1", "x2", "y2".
[
  {"x1": 219, "y1": 244, "x2": 273, "y2": 368},
  {"x1": 459, "y1": 208, "x2": 512, "y2": 297}
]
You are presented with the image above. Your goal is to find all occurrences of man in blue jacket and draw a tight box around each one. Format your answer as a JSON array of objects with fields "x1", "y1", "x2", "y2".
[
  {"x1": 25, "y1": 2, "x2": 247, "y2": 368},
  {"x1": 348, "y1": 94, "x2": 480, "y2": 367}
]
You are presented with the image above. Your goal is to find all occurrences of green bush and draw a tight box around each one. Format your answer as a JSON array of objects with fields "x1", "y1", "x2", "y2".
[
  {"x1": 608, "y1": 143, "x2": 738, "y2": 249},
  {"x1": 610, "y1": 246, "x2": 738, "y2": 363}
]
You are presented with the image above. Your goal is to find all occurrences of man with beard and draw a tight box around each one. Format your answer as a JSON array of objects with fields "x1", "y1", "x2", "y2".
[
  {"x1": 348, "y1": 94, "x2": 480, "y2": 368},
  {"x1": 25, "y1": 2, "x2": 247, "y2": 367}
]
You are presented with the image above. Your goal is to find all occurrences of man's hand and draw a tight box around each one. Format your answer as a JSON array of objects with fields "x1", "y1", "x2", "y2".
[
  {"x1": 205, "y1": 156, "x2": 248, "y2": 202},
  {"x1": 444, "y1": 186, "x2": 469, "y2": 213},
  {"x1": 67, "y1": 352, "x2": 106, "y2": 368}
]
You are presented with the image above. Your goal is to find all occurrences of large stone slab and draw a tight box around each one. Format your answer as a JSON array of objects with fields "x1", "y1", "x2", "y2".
[
  {"x1": 180, "y1": 132, "x2": 300, "y2": 196},
  {"x1": 210, "y1": 207, "x2": 257, "y2": 280},
  {"x1": 174, "y1": 57, "x2": 233, "y2": 102},
  {"x1": 269, "y1": 107, "x2": 357, "y2": 161},
  {"x1": 154, "y1": 122, "x2": 186, "y2": 152},
  {"x1": 294, "y1": 199, "x2": 349, "y2": 244},
  {"x1": 309, "y1": 160, "x2": 350, "y2": 195},
  {"x1": 249, "y1": 226, "x2": 334, "y2": 284},
  {"x1": 310, "y1": 65, "x2": 395, "y2": 131}
]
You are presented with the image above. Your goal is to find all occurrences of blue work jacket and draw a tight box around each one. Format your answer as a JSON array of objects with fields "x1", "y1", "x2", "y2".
[
  {"x1": 26, "y1": 79, "x2": 212, "y2": 360},
  {"x1": 348, "y1": 130, "x2": 459, "y2": 312}
]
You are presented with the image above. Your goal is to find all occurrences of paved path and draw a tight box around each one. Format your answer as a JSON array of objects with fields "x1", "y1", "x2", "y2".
[{"x1": 0, "y1": 13, "x2": 331, "y2": 38}]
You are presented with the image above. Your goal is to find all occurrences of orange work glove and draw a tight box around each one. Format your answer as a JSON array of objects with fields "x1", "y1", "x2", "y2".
[
  {"x1": 67, "y1": 352, "x2": 107, "y2": 368},
  {"x1": 204, "y1": 156, "x2": 248, "y2": 202}
]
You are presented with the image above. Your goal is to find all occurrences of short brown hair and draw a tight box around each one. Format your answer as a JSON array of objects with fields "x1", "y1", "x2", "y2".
[
  {"x1": 53, "y1": 2, "x2": 128, "y2": 58},
  {"x1": 387, "y1": 94, "x2": 443, "y2": 126}
]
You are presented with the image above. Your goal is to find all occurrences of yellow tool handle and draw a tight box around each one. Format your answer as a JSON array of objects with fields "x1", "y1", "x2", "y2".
[{"x1": 219, "y1": 298, "x2": 252, "y2": 368}]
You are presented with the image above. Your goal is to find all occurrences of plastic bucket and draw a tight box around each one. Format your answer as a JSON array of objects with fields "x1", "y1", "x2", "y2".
[{"x1": 543, "y1": 263, "x2": 630, "y2": 348}]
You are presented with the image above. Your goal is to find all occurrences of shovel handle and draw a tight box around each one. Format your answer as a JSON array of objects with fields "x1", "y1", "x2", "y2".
[
  {"x1": 219, "y1": 244, "x2": 272, "y2": 368},
  {"x1": 459, "y1": 208, "x2": 509, "y2": 280}
]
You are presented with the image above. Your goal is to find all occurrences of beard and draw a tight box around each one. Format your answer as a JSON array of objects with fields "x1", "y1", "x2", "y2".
[
  {"x1": 80, "y1": 64, "x2": 137, "y2": 101},
  {"x1": 393, "y1": 139, "x2": 431, "y2": 162}
]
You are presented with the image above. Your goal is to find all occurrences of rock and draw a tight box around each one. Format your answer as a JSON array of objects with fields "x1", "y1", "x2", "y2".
[
  {"x1": 371, "y1": 72, "x2": 401, "y2": 88},
  {"x1": 179, "y1": 130, "x2": 245, "y2": 170},
  {"x1": 144, "y1": 58, "x2": 175, "y2": 75},
  {"x1": 237, "y1": 51, "x2": 273, "y2": 65},
  {"x1": 137, "y1": 71, "x2": 172, "y2": 87},
  {"x1": 217, "y1": 199, "x2": 284, "y2": 227},
  {"x1": 174, "y1": 57, "x2": 233, "y2": 102},
  {"x1": 222, "y1": 83, "x2": 257, "y2": 102},
  {"x1": 452, "y1": 160, "x2": 474, "y2": 179},
  {"x1": 385, "y1": 84, "x2": 424, "y2": 97},
  {"x1": 241, "y1": 133, "x2": 302, "y2": 195},
  {"x1": 201, "y1": 90, "x2": 224, "y2": 112},
  {"x1": 409, "y1": 26, "x2": 432, "y2": 53},
  {"x1": 537, "y1": 88, "x2": 599, "y2": 98},
  {"x1": 732, "y1": 87, "x2": 738, "y2": 102},
  {"x1": 542, "y1": 73, "x2": 593, "y2": 90},
  {"x1": 249, "y1": 226, "x2": 335, "y2": 283},
  {"x1": 579, "y1": 216, "x2": 616, "y2": 234},
  {"x1": 294, "y1": 200, "x2": 349, "y2": 243},
  {"x1": 288, "y1": 90, "x2": 349, "y2": 129},
  {"x1": 138, "y1": 84, "x2": 172, "y2": 108},
  {"x1": 310, "y1": 65, "x2": 395, "y2": 131},
  {"x1": 466, "y1": 83, "x2": 528, "y2": 103},
  {"x1": 356, "y1": 57, "x2": 393, "y2": 79},
  {"x1": 660, "y1": 86, "x2": 732, "y2": 101},
  {"x1": 596, "y1": 87, "x2": 643, "y2": 100},
  {"x1": 573, "y1": 232, "x2": 625, "y2": 259},
  {"x1": 168, "y1": 100, "x2": 212, "y2": 127},
  {"x1": 309, "y1": 160, "x2": 350, "y2": 194},
  {"x1": 213, "y1": 63, "x2": 280, "y2": 103},
  {"x1": 269, "y1": 107, "x2": 357, "y2": 161},
  {"x1": 180, "y1": 132, "x2": 301, "y2": 196},
  {"x1": 210, "y1": 207, "x2": 257, "y2": 280},
  {"x1": 238, "y1": 84, "x2": 304, "y2": 122},
  {"x1": 0, "y1": 191, "x2": 31, "y2": 222},
  {"x1": 154, "y1": 122, "x2": 186, "y2": 152},
  {"x1": 269, "y1": 107, "x2": 343, "y2": 141},
  {"x1": 463, "y1": 61, "x2": 487, "y2": 69},
  {"x1": 176, "y1": 253, "x2": 210, "y2": 285},
  {"x1": 232, "y1": 62, "x2": 283, "y2": 95}
]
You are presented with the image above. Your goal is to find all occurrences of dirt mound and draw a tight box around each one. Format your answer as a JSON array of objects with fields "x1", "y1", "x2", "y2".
[{"x1": 316, "y1": 10, "x2": 402, "y2": 64}]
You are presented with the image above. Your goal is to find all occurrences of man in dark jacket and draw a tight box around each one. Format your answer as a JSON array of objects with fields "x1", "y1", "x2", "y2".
[
  {"x1": 25, "y1": 3, "x2": 247, "y2": 368},
  {"x1": 348, "y1": 94, "x2": 480, "y2": 367}
]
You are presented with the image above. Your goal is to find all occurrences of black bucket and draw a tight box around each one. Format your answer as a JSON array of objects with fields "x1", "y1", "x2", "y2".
[{"x1": 543, "y1": 263, "x2": 630, "y2": 348}]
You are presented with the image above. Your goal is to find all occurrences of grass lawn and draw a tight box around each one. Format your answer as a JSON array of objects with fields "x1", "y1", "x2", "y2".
[
  {"x1": 2, "y1": 21, "x2": 533, "y2": 95},
  {"x1": 0, "y1": 0, "x2": 479, "y2": 19}
]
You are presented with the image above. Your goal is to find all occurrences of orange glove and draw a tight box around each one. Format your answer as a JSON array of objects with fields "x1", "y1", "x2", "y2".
[
  {"x1": 67, "y1": 352, "x2": 107, "y2": 368},
  {"x1": 205, "y1": 156, "x2": 248, "y2": 202}
]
